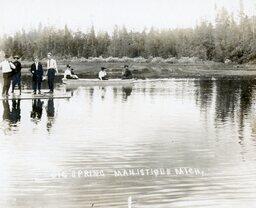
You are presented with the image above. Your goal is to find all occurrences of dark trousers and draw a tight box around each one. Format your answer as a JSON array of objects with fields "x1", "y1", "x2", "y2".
[
  {"x1": 12, "y1": 73, "x2": 21, "y2": 92},
  {"x1": 32, "y1": 77, "x2": 42, "y2": 92},
  {"x1": 47, "y1": 69, "x2": 55, "y2": 92},
  {"x1": 2, "y1": 72, "x2": 12, "y2": 95}
]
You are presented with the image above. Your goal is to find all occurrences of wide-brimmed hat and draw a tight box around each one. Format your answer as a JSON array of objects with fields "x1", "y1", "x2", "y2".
[
  {"x1": 101, "y1": 67, "x2": 106, "y2": 70},
  {"x1": 14, "y1": 55, "x2": 20, "y2": 59}
]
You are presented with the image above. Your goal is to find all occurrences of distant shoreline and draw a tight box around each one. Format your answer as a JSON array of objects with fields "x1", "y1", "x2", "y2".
[{"x1": 15, "y1": 58, "x2": 256, "y2": 79}]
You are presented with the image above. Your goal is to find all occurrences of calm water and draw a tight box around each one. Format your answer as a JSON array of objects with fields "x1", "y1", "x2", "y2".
[{"x1": 0, "y1": 78, "x2": 256, "y2": 208}]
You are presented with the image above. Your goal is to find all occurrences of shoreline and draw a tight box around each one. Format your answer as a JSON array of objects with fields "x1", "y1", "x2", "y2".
[{"x1": 17, "y1": 61, "x2": 256, "y2": 79}]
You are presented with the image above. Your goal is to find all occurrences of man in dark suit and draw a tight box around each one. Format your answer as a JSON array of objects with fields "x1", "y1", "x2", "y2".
[
  {"x1": 11, "y1": 55, "x2": 22, "y2": 95},
  {"x1": 31, "y1": 57, "x2": 44, "y2": 94}
]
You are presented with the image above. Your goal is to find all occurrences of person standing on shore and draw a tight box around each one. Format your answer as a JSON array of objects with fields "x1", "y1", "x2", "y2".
[
  {"x1": 31, "y1": 57, "x2": 44, "y2": 94},
  {"x1": 46, "y1": 53, "x2": 58, "y2": 93},
  {"x1": 11, "y1": 55, "x2": 22, "y2": 95},
  {"x1": 0, "y1": 54, "x2": 16, "y2": 97}
]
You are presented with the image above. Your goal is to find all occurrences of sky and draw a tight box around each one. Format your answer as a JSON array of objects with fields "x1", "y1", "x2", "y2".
[{"x1": 0, "y1": 0, "x2": 255, "y2": 35}]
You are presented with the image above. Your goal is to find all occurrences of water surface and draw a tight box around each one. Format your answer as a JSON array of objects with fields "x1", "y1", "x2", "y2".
[{"x1": 0, "y1": 78, "x2": 256, "y2": 208}]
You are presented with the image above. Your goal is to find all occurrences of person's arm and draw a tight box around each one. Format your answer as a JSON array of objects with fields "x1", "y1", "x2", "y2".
[
  {"x1": 54, "y1": 60, "x2": 58, "y2": 74},
  {"x1": 10, "y1": 62, "x2": 16, "y2": 69},
  {"x1": 99, "y1": 72, "x2": 102, "y2": 80}
]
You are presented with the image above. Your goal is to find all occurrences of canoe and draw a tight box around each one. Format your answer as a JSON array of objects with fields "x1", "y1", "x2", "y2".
[{"x1": 62, "y1": 78, "x2": 135, "y2": 86}]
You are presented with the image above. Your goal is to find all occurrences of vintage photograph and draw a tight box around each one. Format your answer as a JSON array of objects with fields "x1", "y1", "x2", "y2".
[{"x1": 0, "y1": 0, "x2": 256, "y2": 207}]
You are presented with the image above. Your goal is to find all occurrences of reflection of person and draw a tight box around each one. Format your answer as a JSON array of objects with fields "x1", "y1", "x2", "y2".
[
  {"x1": 46, "y1": 99, "x2": 55, "y2": 117},
  {"x1": 122, "y1": 87, "x2": 133, "y2": 100},
  {"x1": 0, "y1": 54, "x2": 16, "y2": 97},
  {"x1": 30, "y1": 99, "x2": 44, "y2": 120},
  {"x1": 2, "y1": 100, "x2": 10, "y2": 121},
  {"x1": 100, "y1": 87, "x2": 107, "y2": 99},
  {"x1": 46, "y1": 53, "x2": 58, "y2": 93},
  {"x1": 122, "y1": 65, "x2": 133, "y2": 79},
  {"x1": 98, "y1": 67, "x2": 108, "y2": 80},
  {"x1": 9, "y1": 99, "x2": 21, "y2": 124},
  {"x1": 64, "y1": 64, "x2": 78, "y2": 79},
  {"x1": 11, "y1": 55, "x2": 22, "y2": 95},
  {"x1": 46, "y1": 99, "x2": 55, "y2": 131},
  {"x1": 31, "y1": 57, "x2": 44, "y2": 94}
]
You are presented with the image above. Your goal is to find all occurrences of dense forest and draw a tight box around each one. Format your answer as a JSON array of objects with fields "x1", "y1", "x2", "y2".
[{"x1": 1, "y1": 3, "x2": 256, "y2": 63}]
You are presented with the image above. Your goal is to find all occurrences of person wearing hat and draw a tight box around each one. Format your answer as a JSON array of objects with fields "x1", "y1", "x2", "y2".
[
  {"x1": 31, "y1": 57, "x2": 44, "y2": 94},
  {"x1": 64, "y1": 64, "x2": 78, "y2": 79},
  {"x1": 98, "y1": 67, "x2": 108, "y2": 80},
  {"x1": 11, "y1": 55, "x2": 22, "y2": 95},
  {"x1": 122, "y1": 65, "x2": 133, "y2": 79},
  {"x1": 46, "y1": 52, "x2": 58, "y2": 93},
  {"x1": 0, "y1": 54, "x2": 16, "y2": 97}
]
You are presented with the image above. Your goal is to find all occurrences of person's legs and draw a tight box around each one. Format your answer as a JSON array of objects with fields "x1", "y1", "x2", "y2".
[
  {"x1": 51, "y1": 77, "x2": 55, "y2": 92},
  {"x1": 38, "y1": 79, "x2": 42, "y2": 94},
  {"x1": 32, "y1": 78, "x2": 37, "y2": 94},
  {"x1": 18, "y1": 74, "x2": 21, "y2": 94},
  {"x1": 48, "y1": 79, "x2": 51, "y2": 92},
  {"x1": 5, "y1": 72, "x2": 12, "y2": 95},
  {"x1": 47, "y1": 69, "x2": 55, "y2": 93},
  {"x1": 12, "y1": 74, "x2": 16, "y2": 93},
  {"x1": 2, "y1": 73, "x2": 7, "y2": 95},
  {"x1": 48, "y1": 78, "x2": 54, "y2": 92}
]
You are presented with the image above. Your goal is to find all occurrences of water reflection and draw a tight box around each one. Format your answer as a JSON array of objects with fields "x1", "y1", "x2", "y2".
[
  {"x1": 46, "y1": 99, "x2": 55, "y2": 132},
  {"x1": 214, "y1": 79, "x2": 240, "y2": 123},
  {"x1": 30, "y1": 99, "x2": 44, "y2": 123},
  {"x1": 122, "y1": 87, "x2": 133, "y2": 101},
  {"x1": 194, "y1": 79, "x2": 213, "y2": 111},
  {"x1": 99, "y1": 87, "x2": 107, "y2": 100},
  {"x1": 2, "y1": 99, "x2": 21, "y2": 125},
  {"x1": 2, "y1": 100, "x2": 10, "y2": 121},
  {"x1": 1, "y1": 78, "x2": 256, "y2": 207}
]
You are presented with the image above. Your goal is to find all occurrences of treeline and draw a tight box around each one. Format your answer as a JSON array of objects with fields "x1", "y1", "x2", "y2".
[{"x1": 1, "y1": 6, "x2": 256, "y2": 63}]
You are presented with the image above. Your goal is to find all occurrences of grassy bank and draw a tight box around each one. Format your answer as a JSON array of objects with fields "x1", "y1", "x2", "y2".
[{"x1": 18, "y1": 57, "x2": 256, "y2": 79}]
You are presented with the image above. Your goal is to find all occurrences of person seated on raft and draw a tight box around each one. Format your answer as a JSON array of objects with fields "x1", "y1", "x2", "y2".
[
  {"x1": 122, "y1": 65, "x2": 133, "y2": 79},
  {"x1": 98, "y1": 67, "x2": 108, "y2": 80},
  {"x1": 64, "y1": 64, "x2": 78, "y2": 79}
]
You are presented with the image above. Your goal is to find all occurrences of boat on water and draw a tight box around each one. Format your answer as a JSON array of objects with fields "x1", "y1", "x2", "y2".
[{"x1": 62, "y1": 78, "x2": 135, "y2": 86}]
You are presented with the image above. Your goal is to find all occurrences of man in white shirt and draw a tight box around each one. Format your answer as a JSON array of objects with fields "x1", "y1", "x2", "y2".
[
  {"x1": 98, "y1": 67, "x2": 108, "y2": 80},
  {"x1": 0, "y1": 54, "x2": 16, "y2": 96},
  {"x1": 46, "y1": 52, "x2": 58, "y2": 93}
]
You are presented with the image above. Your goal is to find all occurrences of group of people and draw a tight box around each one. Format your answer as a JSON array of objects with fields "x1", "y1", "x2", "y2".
[
  {"x1": 98, "y1": 65, "x2": 133, "y2": 80},
  {"x1": 0, "y1": 52, "x2": 58, "y2": 97},
  {"x1": 31, "y1": 53, "x2": 58, "y2": 95},
  {"x1": 1, "y1": 53, "x2": 133, "y2": 97}
]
